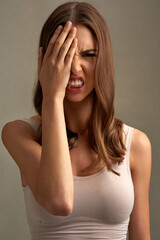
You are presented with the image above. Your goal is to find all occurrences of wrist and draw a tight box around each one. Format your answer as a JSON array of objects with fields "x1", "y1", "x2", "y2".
[{"x1": 42, "y1": 96, "x2": 64, "y2": 106}]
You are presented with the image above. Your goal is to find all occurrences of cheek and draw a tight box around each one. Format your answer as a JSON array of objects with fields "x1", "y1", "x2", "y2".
[
  {"x1": 83, "y1": 61, "x2": 96, "y2": 76},
  {"x1": 85, "y1": 64, "x2": 95, "y2": 88}
]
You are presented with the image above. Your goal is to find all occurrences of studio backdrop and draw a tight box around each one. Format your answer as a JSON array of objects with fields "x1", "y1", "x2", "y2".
[{"x1": 0, "y1": 0, "x2": 159, "y2": 239}]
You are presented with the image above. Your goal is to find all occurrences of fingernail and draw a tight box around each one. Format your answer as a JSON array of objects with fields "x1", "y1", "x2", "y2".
[
  {"x1": 71, "y1": 27, "x2": 76, "y2": 33},
  {"x1": 73, "y1": 38, "x2": 77, "y2": 44},
  {"x1": 57, "y1": 25, "x2": 63, "y2": 31},
  {"x1": 66, "y1": 21, "x2": 72, "y2": 27}
]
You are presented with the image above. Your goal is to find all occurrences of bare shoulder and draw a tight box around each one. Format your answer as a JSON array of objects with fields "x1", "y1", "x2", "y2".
[
  {"x1": 1, "y1": 114, "x2": 41, "y2": 141},
  {"x1": 1, "y1": 115, "x2": 42, "y2": 189},
  {"x1": 130, "y1": 128, "x2": 152, "y2": 173},
  {"x1": 128, "y1": 128, "x2": 152, "y2": 238}
]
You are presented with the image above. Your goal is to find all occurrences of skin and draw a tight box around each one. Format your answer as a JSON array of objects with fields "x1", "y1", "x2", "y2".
[
  {"x1": 38, "y1": 23, "x2": 97, "y2": 140},
  {"x1": 38, "y1": 22, "x2": 152, "y2": 238},
  {"x1": 64, "y1": 24, "x2": 97, "y2": 139},
  {"x1": 129, "y1": 129, "x2": 152, "y2": 240},
  {"x1": 2, "y1": 21, "x2": 152, "y2": 238}
]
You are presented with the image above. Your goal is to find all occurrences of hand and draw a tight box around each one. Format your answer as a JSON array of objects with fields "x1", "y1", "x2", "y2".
[{"x1": 37, "y1": 21, "x2": 77, "y2": 101}]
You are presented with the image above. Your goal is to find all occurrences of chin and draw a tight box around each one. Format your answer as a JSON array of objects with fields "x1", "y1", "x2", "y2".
[{"x1": 64, "y1": 95, "x2": 85, "y2": 103}]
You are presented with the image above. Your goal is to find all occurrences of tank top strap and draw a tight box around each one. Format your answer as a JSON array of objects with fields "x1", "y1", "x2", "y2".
[
  {"x1": 123, "y1": 123, "x2": 134, "y2": 152},
  {"x1": 122, "y1": 123, "x2": 134, "y2": 173},
  {"x1": 19, "y1": 117, "x2": 40, "y2": 132}
]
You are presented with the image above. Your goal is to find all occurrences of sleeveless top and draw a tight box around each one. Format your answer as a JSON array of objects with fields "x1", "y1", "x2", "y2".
[{"x1": 20, "y1": 117, "x2": 134, "y2": 240}]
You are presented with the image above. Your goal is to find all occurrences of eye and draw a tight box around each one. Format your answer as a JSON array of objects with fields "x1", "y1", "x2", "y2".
[{"x1": 83, "y1": 53, "x2": 96, "y2": 57}]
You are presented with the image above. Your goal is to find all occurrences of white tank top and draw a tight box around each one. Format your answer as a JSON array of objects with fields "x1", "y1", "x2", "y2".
[{"x1": 20, "y1": 117, "x2": 134, "y2": 240}]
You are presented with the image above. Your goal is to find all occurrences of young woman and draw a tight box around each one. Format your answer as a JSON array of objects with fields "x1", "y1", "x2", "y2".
[{"x1": 1, "y1": 2, "x2": 152, "y2": 239}]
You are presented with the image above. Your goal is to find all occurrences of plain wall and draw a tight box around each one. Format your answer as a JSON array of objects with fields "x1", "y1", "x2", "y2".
[{"x1": 0, "y1": 0, "x2": 160, "y2": 239}]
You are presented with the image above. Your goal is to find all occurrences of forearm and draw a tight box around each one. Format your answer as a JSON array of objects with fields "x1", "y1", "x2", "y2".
[{"x1": 36, "y1": 98, "x2": 74, "y2": 214}]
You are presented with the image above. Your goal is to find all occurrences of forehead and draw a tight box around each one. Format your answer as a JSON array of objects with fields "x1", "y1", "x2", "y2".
[{"x1": 74, "y1": 24, "x2": 97, "y2": 50}]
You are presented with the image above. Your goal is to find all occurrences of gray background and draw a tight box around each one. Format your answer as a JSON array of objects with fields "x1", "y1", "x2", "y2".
[{"x1": 0, "y1": 0, "x2": 159, "y2": 239}]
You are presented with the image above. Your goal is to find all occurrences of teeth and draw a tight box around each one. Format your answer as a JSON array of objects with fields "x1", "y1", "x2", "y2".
[{"x1": 68, "y1": 80, "x2": 84, "y2": 87}]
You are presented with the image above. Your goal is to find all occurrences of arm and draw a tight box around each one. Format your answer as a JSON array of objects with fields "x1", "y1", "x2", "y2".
[
  {"x1": 1, "y1": 103, "x2": 73, "y2": 216},
  {"x1": 36, "y1": 22, "x2": 77, "y2": 215},
  {"x1": 36, "y1": 98, "x2": 74, "y2": 216},
  {"x1": 1, "y1": 22, "x2": 77, "y2": 216},
  {"x1": 128, "y1": 129, "x2": 152, "y2": 240}
]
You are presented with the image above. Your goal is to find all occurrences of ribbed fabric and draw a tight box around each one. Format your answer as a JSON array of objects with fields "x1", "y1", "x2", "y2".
[{"x1": 20, "y1": 117, "x2": 134, "y2": 240}]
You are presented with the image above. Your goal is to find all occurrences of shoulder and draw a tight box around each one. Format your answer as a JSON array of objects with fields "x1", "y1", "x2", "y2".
[
  {"x1": 128, "y1": 127, "x2": 152, "y2": 238},
  {"x1": 31, "y1": 114, "x2": 41, "y2": 124},
  {"x1": 130, "y1": 127, "x2": 152, "y2": 174},
  {"x1": 2, "y1": 114, "x2": 41, "y2": 129},
  {"x1": 1, "y1": 115, "x2": 40, "y2": 143}
]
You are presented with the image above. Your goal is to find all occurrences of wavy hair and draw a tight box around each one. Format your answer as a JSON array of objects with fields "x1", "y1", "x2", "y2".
[{"x1": 33, "y1": 1, "x2": 126, "y2": 176}]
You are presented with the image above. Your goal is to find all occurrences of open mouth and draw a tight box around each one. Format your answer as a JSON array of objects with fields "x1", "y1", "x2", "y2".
[
  {"x1": 66, "y1": 81, "x2": 84, "y2": 92},
  {"x1": 67, "y1": 80, "x2": 84, "y2": 88}
]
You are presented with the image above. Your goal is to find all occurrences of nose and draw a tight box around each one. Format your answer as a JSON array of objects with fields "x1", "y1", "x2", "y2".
[{"x1": 71, "y1": 54, "x2": 82, "y2": 74}]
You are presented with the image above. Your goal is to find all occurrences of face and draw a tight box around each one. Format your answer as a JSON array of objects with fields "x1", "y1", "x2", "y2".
[{"x1": 64, "y1": 24, "x2": 97, "y2": 102}]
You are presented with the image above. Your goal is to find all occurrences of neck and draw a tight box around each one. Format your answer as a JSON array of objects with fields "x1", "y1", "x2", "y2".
[{"x1": 63, "y1": 92, "x2": 94, "y2": 138}]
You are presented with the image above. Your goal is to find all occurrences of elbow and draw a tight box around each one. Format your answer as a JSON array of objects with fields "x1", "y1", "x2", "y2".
[
  {"x1": 54, "y1": 201, "x2": 73, "y2": 216},
  {"x1": 36, "y1": 193, "x2": 73, "y2": 216},
  {"x1": 34, "y1": 183, "x2": 74, "y2": 216},
  {"x1": 45, "y1": 199, "x2": 73, "y2": 216}
]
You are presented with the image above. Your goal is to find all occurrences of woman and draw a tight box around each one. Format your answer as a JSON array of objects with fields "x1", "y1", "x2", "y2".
[{"x1": 1, "y1": 1, "x2": 152, "y2": 239}]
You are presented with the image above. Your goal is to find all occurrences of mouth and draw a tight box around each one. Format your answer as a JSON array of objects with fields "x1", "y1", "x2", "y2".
[
  {"x1": 68, "y1": 75, "x2": 84, "y2": 82},
  {"x1": 67, "y1": 75, "x2": 84, "y2": 88},
  {"x1": 67, "y1": 75, "x2": 85, "y2": 92}
]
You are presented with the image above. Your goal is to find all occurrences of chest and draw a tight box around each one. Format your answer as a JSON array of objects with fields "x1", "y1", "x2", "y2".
[
  {"x1": 69, "y1": 143, "x2": 105, "y2": 176},
  {"x1": 24, "y1": 161, "x2": 134, "y2": 226}
]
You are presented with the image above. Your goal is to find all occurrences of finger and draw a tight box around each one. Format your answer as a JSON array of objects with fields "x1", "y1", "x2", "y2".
[
  {"x1": 44, "y1": 25, "x2": 63, "y2": 60},
  {"x1": 65, "y1": 38, "x2": 78, "y2": 66},
  {"x1": 51, "y1": 21, "x2": 73, "y2": 59},
  {"x1": 58, "y1": 27, "x2": 77, "y2": 62}
]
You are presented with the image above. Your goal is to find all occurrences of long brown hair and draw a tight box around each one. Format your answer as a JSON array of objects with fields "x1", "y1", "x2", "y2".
[{"x1": 33, "y1": 1, "x2": 126, "y2": 176}]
